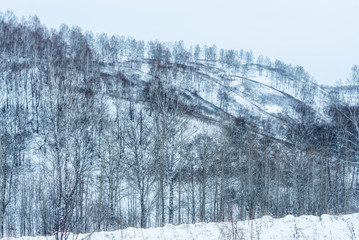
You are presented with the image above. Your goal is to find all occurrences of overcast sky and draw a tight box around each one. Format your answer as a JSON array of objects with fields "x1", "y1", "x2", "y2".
[{"x1": 1, "y1": 0, "x2": 358, "y2": 85}]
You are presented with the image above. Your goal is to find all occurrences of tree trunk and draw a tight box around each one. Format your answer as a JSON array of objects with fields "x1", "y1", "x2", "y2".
[
  {"x1": 169, "y1": 175, "x2": 174, "y2": 224},
  {"x1": 140, "y1": 189, "x2": 146, "y2": 228},
  {"x1": 191, "y1": 162, "x2": 195, "y2": 224}
]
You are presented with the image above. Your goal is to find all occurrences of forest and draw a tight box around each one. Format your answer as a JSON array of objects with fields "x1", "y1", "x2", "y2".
[{"x1": 0, "y1": 12, "x2": 358, "y2": 239}]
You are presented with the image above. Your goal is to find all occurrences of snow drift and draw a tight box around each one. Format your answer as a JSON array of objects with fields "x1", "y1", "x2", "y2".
[{"x1": 2, "y1": 213, "x2": 358, "y2": 240}]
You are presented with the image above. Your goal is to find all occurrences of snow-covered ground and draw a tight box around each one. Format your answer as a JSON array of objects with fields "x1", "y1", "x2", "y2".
[{"x1": 2, "y1": 213, "x2": 359, "y2": 240}]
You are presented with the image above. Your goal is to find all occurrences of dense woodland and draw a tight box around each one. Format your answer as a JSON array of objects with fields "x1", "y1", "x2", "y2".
[{"x1": 0, "y1": 12, "x2": 358, "y2": 239}]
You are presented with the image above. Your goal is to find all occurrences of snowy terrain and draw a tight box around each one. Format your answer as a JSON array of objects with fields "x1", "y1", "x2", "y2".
[
  {"x1": 2, "y1": 213, "x2": 358, "y2": 240},
  {"x1": 1, "y1": 13, "x2": 359, "y2": 240}
]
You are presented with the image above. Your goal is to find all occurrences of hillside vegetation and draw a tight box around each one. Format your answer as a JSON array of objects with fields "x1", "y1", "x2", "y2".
[{"x1": 0, "y1": 12, "x2": 358, "y2": 238}]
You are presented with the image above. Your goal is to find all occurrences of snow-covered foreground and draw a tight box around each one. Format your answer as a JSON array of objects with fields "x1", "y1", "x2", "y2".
[{"x1": 3, "y1": 213, "x2": 359, "y2": 240}]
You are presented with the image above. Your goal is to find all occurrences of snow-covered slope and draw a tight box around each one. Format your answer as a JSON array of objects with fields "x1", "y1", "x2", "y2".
[
  {"x1": 3, "y1": 213, "x2": 358, "y2": 240},
  {"x1": 113, "y1": 60, "x2": 330, "y2": 143}
]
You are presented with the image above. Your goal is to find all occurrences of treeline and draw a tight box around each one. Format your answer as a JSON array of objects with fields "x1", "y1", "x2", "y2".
[{"x1": 0, "y1": 11, "x2": 358, "y2": 239}]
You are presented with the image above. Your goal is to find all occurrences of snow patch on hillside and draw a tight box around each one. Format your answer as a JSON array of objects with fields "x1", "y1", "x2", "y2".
[{"x1": 3, "y1": 213, "x2": 358, "y2": 240}]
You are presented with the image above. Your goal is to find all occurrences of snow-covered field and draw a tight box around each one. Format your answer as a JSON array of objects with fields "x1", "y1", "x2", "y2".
[{"x1": 2, "y1": 213, "x2": 359, "y2": 240}]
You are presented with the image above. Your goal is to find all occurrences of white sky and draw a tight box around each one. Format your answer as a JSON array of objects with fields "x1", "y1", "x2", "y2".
[{"x1": 1, "y1": 0, "x2": 358, "y2": 85}]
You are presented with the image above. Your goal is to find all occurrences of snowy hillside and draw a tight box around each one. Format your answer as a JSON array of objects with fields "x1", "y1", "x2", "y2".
[
  {"x1": 2, "y1": 213, "x2": 358, "y2": 240},
  {"x1": 1, "y1": 12, "x2": 359, "y2": 239}
]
